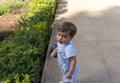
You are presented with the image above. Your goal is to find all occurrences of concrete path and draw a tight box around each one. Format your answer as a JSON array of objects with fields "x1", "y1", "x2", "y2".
[{"x1": 41, "y1": 0, "x2": 120, "y2": 83}]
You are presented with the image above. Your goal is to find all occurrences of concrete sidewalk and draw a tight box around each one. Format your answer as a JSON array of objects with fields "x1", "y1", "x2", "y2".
[{"x1": 41, "y1": 0, "x2": 120, "y2": 83}]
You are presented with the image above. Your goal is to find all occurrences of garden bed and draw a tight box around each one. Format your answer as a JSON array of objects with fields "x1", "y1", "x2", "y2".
[
  {"x1": 0, "y1": 0, "x2": 56, "y2": 83},
  {"x1": 0, "y1": 0, "x2": 28, "y2": 41}
]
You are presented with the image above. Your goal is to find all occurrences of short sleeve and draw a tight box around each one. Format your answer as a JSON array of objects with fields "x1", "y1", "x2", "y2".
[{"x1": 65, "y1": 45, "x2": 76, "y2": 58}]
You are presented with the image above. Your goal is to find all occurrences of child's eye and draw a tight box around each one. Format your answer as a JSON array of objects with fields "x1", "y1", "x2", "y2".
[
  {"x1": 58, "y1": 34, "x2": 61, "y2": 36},
  {"x1": 58, "y1": 33, "x2": 62, "y2": 37},
  {"x1": 57, "y1": 32, "x2": 68, "y2": 38}
]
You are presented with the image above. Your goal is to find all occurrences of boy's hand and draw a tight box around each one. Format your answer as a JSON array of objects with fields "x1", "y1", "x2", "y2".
[
  {"x1": 50, "y1": 49, "x2": 57, "y2": 58},
  {"x1": 49, "y1": 42, "x2": 57, "y2": 58},
  {"x1": 66, "y1": 72, "x2": 72, "y2": 79}
]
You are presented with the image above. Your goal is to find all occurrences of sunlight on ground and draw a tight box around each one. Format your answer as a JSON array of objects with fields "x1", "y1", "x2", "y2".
[
  {"x1": 63, "y1": 0, "x2": 120, "y2": 17},
  {"x1": 69, "y1": 0, "x2": 120, "y2": 11}
]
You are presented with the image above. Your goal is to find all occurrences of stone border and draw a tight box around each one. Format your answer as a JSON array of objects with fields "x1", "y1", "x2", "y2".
[{"x1": 41, "y1": 0, "x2": 68, "y2": 83}]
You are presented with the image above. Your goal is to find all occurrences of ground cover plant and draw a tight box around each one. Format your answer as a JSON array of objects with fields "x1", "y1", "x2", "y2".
[
  {"x1": 0, "y1": 0, "x2": 24, "y2": 15},
  {"x1": 0, "y1": 0, "x2": 56, "y2": 83}
]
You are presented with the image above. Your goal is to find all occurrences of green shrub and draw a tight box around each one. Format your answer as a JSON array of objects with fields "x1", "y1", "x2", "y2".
[
  {"x1": 0, "y1": 73, "x2": 30, "y2": 83},
  {"x1": 9, "y1": 0, "x2": 23, "y2": 8},
  {"x1": 0, "y1": 3, "x2": 11, "y2": 15},
  {"x1": 0, "y1": 0, "x2": 56, "y2": 82},
  {"x1": 0, "y1": 29, "x2": 46, "y2": 83},
  {"x1": 0, "y1": 0, "x2": 24, "y2": 15}
]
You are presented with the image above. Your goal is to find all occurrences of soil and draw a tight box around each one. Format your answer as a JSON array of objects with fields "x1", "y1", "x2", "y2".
[{"x1": 0, "y1": 0, "x2": 27, "y2": 41}]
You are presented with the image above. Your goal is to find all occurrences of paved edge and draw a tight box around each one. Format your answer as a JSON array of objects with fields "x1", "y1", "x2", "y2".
[
  {"x1": 41, "y1": 22, "x2": 58, "y2": 83},
  {"x1": 41, "y1": 0, "x2": 67, "y2": 82}
]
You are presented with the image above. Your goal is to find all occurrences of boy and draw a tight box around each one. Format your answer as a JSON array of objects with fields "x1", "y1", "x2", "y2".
[{"x1": 50, "y1": 22, "x2": 78, "y2": 83}]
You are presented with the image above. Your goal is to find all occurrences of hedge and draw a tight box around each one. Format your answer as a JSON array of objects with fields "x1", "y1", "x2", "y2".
[{"x1": 0, "y1": 0, "x2": 56, "y2": 83}]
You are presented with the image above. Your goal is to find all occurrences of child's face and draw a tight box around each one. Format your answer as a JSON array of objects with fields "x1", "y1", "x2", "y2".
[{"x1": 57, "y1": 31, "x2": 72, "y2": 44}]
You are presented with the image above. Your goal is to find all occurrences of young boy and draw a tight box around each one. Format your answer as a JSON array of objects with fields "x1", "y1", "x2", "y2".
[{"x1": 50, "y1": 22, "x2": 78, "y2": 83}]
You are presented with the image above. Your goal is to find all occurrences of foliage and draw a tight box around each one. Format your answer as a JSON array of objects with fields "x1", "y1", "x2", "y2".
[
  {"x1": 0, "y1": 3, "x2": 11, "y2": 15},
  {"x1": 0, "y1": 74, "x2": 30, "y2": 83},
  {"x1": 20, "y1": 0, "x2": 56, "y2": 29},
  {"x1": 9, "y1": 0, "x2": 23, "y2": 8},
  {"x1": 0, "y1": 29, "x2": 46, "y2": 83},
  {"x1": 0, "y1": 0, "x2": 24, "y2": 15},
  {"x1": 0, "y1": 0, "x2": 56, "y2": 82}
]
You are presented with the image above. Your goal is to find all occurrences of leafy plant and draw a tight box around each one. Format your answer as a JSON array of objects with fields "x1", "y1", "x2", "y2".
[
  {"x1": 0, "y1": 0, "x2": 56, "y2": 82},
  {"x1": 0, "y1": 30, "x2": 46, "y2": 83},
  {"x1": 0, "y1": 73, "x2": 30, "y2": 83},
  {"x1": 0, "y1": 0, "x2": 24, "y2": 15},
  {"x1": 9, "y1": 0, "x2": 23, "y2": 8},
  {"x1": 0, "y1": 3, "x2": 11, "y2": 15}
]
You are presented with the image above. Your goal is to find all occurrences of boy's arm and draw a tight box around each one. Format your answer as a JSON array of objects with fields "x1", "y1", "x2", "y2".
[
  {"x1": 50, "y1": 48, "x2": 57, "y2": 58},
  {"x1": 49, "y1": 42, "x2": 57, "y2": 58},
  {"x1": 66, "y1": 56, "x2": 77, "y2": 78}
]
